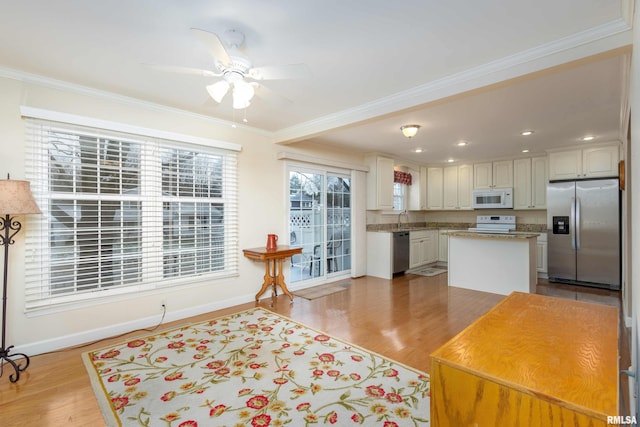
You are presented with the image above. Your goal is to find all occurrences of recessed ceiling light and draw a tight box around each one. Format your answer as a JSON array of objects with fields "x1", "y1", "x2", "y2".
[
  {"x1": 521, "y1": 130, "x2": 534, "y2": 136},
  {"x1": 457, "y1": 141, "x2": 468, "y2": 146},
  {"x1": 414, "y1": 148, "x2": 424, "y2": 153},
  {"x1": 522, "y1": 149, "x2": 530, "y2": 153},
  {"x1": 581, "y1": 135, "x2": 595, "y2": 141},
  {"x1": 447, "y1": 158, "x2": 455, "y2": 163}
]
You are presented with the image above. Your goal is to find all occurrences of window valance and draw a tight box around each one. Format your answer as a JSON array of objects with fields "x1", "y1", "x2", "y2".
[{"x1": 394, "y1": 170, "x2": 412, "y2": 185}]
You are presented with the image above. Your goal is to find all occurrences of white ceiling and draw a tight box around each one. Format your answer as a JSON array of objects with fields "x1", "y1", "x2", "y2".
[{"x1": 0, "y1": 1, "x2": 633, "y2": 164}]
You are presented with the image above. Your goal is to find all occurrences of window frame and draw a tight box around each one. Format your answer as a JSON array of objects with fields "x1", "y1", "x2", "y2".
[{"x1": 21, "y1": 107, "x2": 241, "y2": 312}]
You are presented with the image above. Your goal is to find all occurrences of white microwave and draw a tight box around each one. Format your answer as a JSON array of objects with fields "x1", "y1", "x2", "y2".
[{"x1": 472, "y1": 188, "x2": 513, "y2": 209}]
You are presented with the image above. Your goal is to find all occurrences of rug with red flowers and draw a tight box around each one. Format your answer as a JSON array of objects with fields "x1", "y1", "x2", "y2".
[{"x1": 82, "y1": 308, "x2": 430, "y2": 427}]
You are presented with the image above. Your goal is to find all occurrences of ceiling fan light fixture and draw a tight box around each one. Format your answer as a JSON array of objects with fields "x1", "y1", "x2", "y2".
[
  {"x1": 232, "y1": 80, "x2": 255, "y2": 109},
  {"x1": 207, "y1": 81, "x2": 230, "y2": 103},
  {"x1": 400, "y1": 124, "x2": 420, "y2": 138}
]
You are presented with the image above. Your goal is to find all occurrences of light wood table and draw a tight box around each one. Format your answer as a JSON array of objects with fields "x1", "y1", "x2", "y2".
[
  {"x1": 243, "y1": 245, "x2": 302, "y2": 301},
  {"x1": 430, "y1": 291, "x2": 619, "y2": 426}
]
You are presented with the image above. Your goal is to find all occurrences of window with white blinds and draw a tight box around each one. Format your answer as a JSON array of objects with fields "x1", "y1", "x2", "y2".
[{"x1": 23, "y1": 117, "x2": 239, "y2": 310}]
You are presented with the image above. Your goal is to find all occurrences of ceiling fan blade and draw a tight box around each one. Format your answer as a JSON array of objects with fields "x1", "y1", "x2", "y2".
[
  {"x1": 252, "y1": 83, "x2": 293, "y2": 107},
  {"x1": 144, "y1": 64, "x2": 221, "y2": 77},
  {"x1": 190, "y1": 28, "x2": 232, "y2": 68},
  {"x1": 249, "y1": 63, "x2": 312, "y2": 81}
]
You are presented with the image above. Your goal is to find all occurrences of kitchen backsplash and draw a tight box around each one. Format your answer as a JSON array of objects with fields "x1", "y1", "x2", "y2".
[
  {"x1": 366, "y1": 209, "x2": 547, "y2": 233},
  {"x1": 366, "y1": 222, "x2": 546, "y2": 232}
]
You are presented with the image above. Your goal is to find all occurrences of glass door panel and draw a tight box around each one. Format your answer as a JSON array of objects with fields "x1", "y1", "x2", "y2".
[
  {"x1": 327, "y1": 174, "x2": 351, "y2": 275},
  {"x1": 288, "y1": 170, "x2": 324, "y2": 283},
  {"x1": 288, "y1": 168, "x2": 351, "y2": 283}
]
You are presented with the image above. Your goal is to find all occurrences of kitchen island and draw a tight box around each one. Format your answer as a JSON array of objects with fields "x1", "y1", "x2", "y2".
[{"x1": 446, "y1": 231, "x2": 538, "y2": 295}]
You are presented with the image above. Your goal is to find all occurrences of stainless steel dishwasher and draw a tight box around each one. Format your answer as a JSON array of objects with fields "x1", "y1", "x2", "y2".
[{"x1": 392, "y1": 231, "x2": 410, "y2": 274}]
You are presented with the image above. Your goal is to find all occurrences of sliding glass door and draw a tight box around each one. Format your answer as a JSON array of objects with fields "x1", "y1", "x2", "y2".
[{"x1": 288, "y1": 166, "x2": 351, "y2": 283}]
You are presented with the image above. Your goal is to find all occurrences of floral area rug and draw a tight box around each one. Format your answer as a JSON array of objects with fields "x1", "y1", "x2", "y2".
[{"x1": 82, "y1": 308, "x2": 430, "y2": 427}]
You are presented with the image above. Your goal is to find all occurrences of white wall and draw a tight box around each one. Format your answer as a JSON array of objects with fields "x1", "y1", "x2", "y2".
[
  {"x1": 629, "y1": 2, "x2": 640, "y2": 416},
  {"x1": 0, "y1": 75, "x2": 364, "y2": 355}
]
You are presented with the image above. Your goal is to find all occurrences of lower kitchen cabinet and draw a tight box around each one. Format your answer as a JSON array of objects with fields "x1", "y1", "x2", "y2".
[
  {"x1": 366, "y1": 232, "x2": 393, "y2": 279},
  {"x1": 536, "y1": 232, "x2": 548, "y2": 277},
  {"x1": 410, "y1": 230, "x2": 438, "y2": 269},
  {"x1": 438, "y1": 229, "x2": 465, "y2": 263}
]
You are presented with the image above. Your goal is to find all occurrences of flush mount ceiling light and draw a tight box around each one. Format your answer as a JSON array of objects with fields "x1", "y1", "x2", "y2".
[
  {"x1": 581, "y1": 135, "x2": 595, "y2": 141},
  {"x1": 457, "y1": 141, "x2": 468, "y2": 147},
  {"x1": 521, "y1": 130, "x2": 534, "y2": 136},
  {"x1": 414, "y1": 148, "x2": 424, "y2": 153},
  {"x1": 400, "y1": 124, "x2": 420, "y2": 138}
]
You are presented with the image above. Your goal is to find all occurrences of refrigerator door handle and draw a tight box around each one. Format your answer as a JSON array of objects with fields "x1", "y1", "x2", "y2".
[
  {"x1": 575, "y1": 196, "x2": 581, "y2": 250},
  {"x1": 570, "y1": 197, "x2": 577, "y2": 250}
]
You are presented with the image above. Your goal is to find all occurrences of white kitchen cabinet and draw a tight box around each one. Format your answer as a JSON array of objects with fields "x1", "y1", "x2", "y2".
[
  {"x1": 438, "y1": 229, "x2": 449, "y2": 262},
  {"x1": 473, "y1": 160, "x2": 513, "y2": 189},
  {"x1": 513, "y1": 157, "x2": 547, "y2": 209},
  {"x1": 548, "y1": 144, "x2": 620, "y2": 180},
  {"x1": 536, "y1": 232, "x2": 548, "y2": 277},
  {"x1": 407, "y1": 167, "x2": 424, "y2": 211},
  {"x1": 365, "y1": 155, "x2": 394, "y2": 210},
  {"x1": 410, "y1": 229, "x2": 438, "y2": 269},
  {"x1": 443, "y1": 164, "x2": 473, "y2": 210},
  {"x1": 426, "y1": 167, "x2": 444, "y2": 210},
  {"x1": 417, "y1": 166, "x2": 428, "y2": 210},
  {"x1": 366, "y1": 232, "x2": 393, "y2": 279}
]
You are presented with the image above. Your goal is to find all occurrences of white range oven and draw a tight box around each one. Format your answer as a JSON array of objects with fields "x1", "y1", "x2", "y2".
[{"x1": 468, "y1": 215, "x2": 516, "y2": 233}]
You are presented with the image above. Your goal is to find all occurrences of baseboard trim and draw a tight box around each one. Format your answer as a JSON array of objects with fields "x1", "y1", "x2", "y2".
[{"x1": 14, "y1": 292, "x2": 257, "y2": 356}]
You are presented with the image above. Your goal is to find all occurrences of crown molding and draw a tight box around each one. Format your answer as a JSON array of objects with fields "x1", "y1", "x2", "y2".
[
  {"x1": 0, "y1": 65, "x2": 271, "y2": 138},
  {"x1": 271, "y1": 18, "x2": 633, "y2": 144}
]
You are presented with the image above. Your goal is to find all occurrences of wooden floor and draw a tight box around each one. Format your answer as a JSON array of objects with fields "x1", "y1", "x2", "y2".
[{"x1": 0, "y1": 273, "x2": 627, "y2": 426}]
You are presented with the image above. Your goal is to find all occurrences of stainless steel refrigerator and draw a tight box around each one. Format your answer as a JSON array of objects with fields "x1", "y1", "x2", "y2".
[{"x1": 547, "y1": 178, "x2": 620, "y2": 289}]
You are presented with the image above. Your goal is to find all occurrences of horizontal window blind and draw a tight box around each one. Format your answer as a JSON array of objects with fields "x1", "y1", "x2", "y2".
[{"x1": 23, "y1": 118, "x2": 238, "y2": 310}]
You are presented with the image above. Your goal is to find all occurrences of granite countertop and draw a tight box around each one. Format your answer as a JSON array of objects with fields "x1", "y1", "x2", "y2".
[
  {"x1": 366, "y1": 222, "x2": 546, "y2": 234},
  {"x1": 366, "y1": 222, "x2": 472, "y2": 233},
  {"x1": 367, "y1": 226, "x2": 440, "y2": 233},
  {"x1": 444, "y1": 231, "x2": 539, "y2": 240}
]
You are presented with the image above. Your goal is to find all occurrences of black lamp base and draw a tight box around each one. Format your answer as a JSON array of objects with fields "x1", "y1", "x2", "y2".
[
  {"x1": 1, "y1": 214, "x2": 31, "y2": 382},
  {"x1": 0, "y1": 345, "x2": 30, "y2": 382}
]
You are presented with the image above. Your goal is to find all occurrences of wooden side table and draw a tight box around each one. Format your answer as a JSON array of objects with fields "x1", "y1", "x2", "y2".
[{"x1": 243, "y1": 245, "x2": 302, "y2": 301}]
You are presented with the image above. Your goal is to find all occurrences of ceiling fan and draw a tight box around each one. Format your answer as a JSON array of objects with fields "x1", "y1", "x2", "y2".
[{"x1": 150, "y1": 28, "x2": 311, "y2": 109}]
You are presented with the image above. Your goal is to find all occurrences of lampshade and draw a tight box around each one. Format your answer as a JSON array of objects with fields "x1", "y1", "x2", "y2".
[
  {"x1": 0, "y1": 179, "x2": 41, "y2": 215},
  {"x1": 206, "y1": 81, "x2": 231, "y2": 103},
  {"x1": 400, "y1": 124, "x2": 420, "y2": 138},
  {"x1": 232, "y1": 80, "x2": 255, "y2": 110}
]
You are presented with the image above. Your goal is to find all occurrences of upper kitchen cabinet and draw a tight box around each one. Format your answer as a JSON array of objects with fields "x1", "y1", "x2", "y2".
[
  {"x1": 548, "y1": 143, "x2": 620, "y2": 181},
  {"x1": 473, "y1": 160, "x2": 513, "y2": 189},
  {"x1": 443, "y1": 164, "x2": 473, "y2": 210},
  {"x1": 426, "y1": 167, "x2": 444, "y2": 210},
  {"x1": 513, "y1": 157, "x2": 548, "y2": 209},
  {"x1": 365, "y1": 155, "x2": 394, "y2": 210},
  {"x1": 408, "y1": 167, "x2": 424, "y2": 211}
]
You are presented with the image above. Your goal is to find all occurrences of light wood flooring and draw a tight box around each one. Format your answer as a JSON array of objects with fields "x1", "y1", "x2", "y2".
[{"x1": 0, "y1": 273, "x2": 627, "y2": 426}]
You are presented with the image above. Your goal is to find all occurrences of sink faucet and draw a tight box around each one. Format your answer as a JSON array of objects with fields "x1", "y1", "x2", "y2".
[{"x1": 397, "y1": 210, "x2": 408, "y2": 229}]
